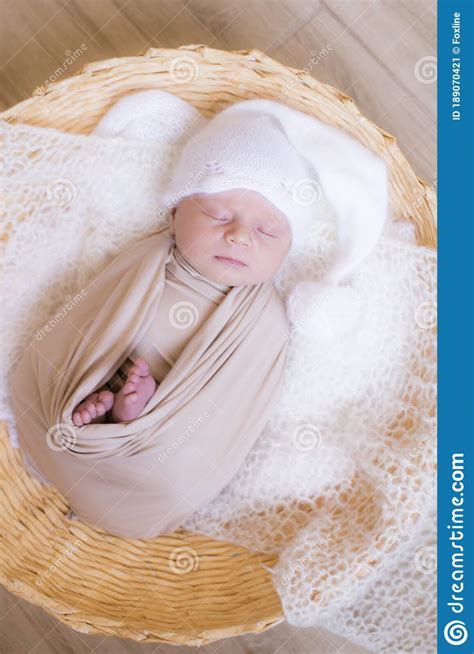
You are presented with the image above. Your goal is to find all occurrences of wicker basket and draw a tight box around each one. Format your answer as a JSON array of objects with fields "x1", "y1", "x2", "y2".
[{"x1": 0, "y1": 44, "x2": 436, "y2": 646}]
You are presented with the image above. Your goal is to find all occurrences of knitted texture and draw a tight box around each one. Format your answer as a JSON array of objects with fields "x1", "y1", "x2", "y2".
[
  {"x1": 0, "y1": 93, "x2": 436, "y2": 654},
  {"x1": 161, "y1": 110, "x2": 317, "y2": 250},
  {"x1": 162, "y1": 98, "x2": 389, "y2": 280}
]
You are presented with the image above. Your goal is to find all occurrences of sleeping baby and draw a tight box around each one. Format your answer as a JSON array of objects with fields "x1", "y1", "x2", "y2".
[
  {"x1": 71, "y1": 93, "x2": 388, "y2": 429},
  {"x1": 70, "y1": 98, "x2": 328, "y2": 428},
  {"x1": 71, "y1": 187, "x2": 293, "y2": 427},
  {"x1": 9, "y1": 95, "x2": 387, "y2": 538}
]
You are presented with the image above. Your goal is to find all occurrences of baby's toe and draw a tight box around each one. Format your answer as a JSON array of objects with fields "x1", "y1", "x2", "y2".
[
  {"x1": 95, "y1": 401, "x2": 107, "y2": 417},
  {"x1": 72, "y1": 412, "x2": 83, "y2": 427},
  {"x1": 128, "y1": 372, "x2": 140, "y2": 384},
  {"x1": 79, "y1": 409, "x2": 92, "y2": 424},
  {"x1": 124, "y1": 392, "x2": 138, "y2": 406},
  {"x1": 134, "y1": 358, "x2": 150, "y2": 375},
  {"x1": 83, "y1": 400, "x2": 98, "y2": 419},
  {"x1": 123, "y1": 381, "x2": 136, "y2": 394},
  {"x1": 98, "y1": 390, "x2": 114, "y2": 410}
]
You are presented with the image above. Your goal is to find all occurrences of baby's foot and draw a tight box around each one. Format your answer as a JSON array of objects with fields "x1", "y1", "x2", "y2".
[
  {"x1": 111, "y1": 357, "x2": 157, "y2": 423},
  {"x1": 72, "y1": 390, "x2": 115, "y2": 427}
]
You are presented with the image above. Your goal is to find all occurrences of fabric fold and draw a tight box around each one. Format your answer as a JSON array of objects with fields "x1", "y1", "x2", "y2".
[{"x1": 9, "y1": 227, "x2": 290, "y2": 538}]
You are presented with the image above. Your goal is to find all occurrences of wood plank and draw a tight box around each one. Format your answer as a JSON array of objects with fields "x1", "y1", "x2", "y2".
[
  {"x1": 0, "y1": 2, "x2": 433, "y2": 651},
  {"x1": 270, "y1": 1, "x2": 436, "y2": 179}
]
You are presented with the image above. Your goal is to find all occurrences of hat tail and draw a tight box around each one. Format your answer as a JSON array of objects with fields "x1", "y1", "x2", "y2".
[{"x1": 225, "y1": 100, "x2": 390, "y2": 284}]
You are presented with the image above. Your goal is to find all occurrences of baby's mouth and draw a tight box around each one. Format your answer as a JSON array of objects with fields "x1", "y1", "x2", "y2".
[{"x1": 214, "y1": 256, "x2": 248, "y2": 267}]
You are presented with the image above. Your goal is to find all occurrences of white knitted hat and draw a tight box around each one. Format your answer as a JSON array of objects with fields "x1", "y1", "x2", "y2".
[
  {"x1": 162, "y1": 98, "x2": 389, "y2": 286},
  {"x1": 162, "y1": 110, "x2": 319, "y2": 251}
]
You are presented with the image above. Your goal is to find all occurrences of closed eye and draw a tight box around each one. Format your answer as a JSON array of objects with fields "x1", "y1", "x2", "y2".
[
  {"x1": 204, "y1": 212, "x2": 228, "y2": 221},
  {"x1": 258, "y1": 228, "x2": 276, "y2": 238},
  {"x1": 205, "y1": 211, "x2": 277, "y2": 237}
]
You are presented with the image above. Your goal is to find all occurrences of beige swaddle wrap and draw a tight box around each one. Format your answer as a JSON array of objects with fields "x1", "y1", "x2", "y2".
[
  {"x1": 9, "y1": 227, "x2": 289, "y2": 538},
  {"x1": 107, "y1": 244, "x2": 233, "y2": 389}
]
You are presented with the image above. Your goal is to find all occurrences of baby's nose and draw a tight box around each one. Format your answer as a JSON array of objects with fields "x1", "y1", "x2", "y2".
[{"x1": 225, "y1": 225, "x2": 251, "y2": 245}]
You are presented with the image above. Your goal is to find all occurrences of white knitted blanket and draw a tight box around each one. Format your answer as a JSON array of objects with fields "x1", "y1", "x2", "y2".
[{"x1": 0, "y1": 90, "x2": 436, "y2": 654}]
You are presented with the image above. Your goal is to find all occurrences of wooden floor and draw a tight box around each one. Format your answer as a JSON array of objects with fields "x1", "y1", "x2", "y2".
[{"x1": 0, "y1": 1, "x2": 436, "y2": 652}]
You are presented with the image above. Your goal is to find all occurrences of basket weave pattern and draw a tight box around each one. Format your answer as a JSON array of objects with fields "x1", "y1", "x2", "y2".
[{"x1": 0, "y1": 44, "x2": 436, "y2": 645}]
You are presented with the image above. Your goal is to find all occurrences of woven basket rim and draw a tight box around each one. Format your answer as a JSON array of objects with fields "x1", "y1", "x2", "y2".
[
  {"x1": 0, "y1": 43, "x2": 437, "y2": 250},
  {"x1": 0, "y1": 43, "x2": 437, "y2": 646}
]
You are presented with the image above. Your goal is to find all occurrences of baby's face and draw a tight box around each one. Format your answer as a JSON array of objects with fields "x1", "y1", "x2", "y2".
[{"x1": 168, "y1": 189, "x2": 292, "y2": 286}]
